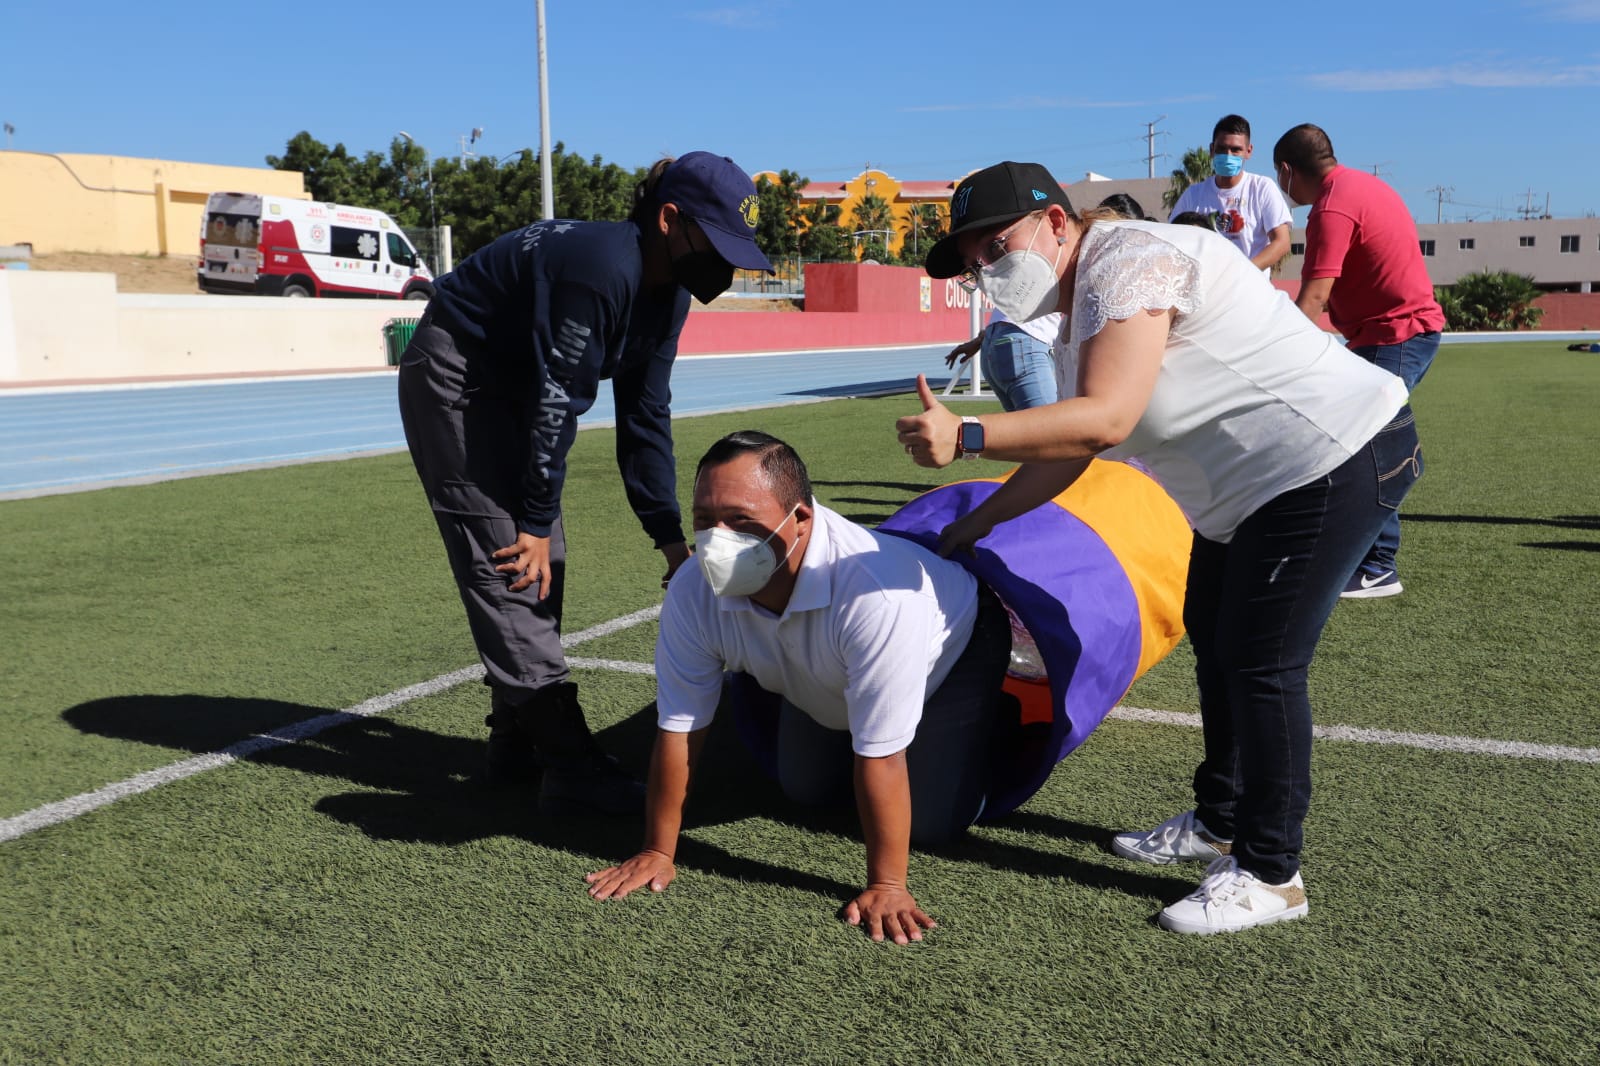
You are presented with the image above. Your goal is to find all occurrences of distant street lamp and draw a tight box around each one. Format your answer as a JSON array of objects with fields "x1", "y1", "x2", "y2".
[{"x1": 396, "y1": 130, "x2": 437, "y2": 235}]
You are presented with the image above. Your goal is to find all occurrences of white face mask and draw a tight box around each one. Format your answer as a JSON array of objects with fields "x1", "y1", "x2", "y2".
[
  {"x1": 976, "y1": 216, "x2": 1064, "y2": 322},
  {"x1": 693, "y1": 504, "x2": 801, "y2": 598},
  {"x1": 1277, "y1": 166, "x2": 1300, "y2": 208}
]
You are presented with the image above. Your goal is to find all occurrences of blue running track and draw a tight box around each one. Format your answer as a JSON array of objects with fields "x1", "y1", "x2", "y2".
[{"x1": 0, "y1": 344, "x2": 958, "y2": 499}]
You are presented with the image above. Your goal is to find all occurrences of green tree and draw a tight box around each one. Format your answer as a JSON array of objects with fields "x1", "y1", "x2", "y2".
[
  {"x1": 797, "y1": 200, "x2": 851, "y2": 262},
  {"x1": 1434, "y1": 271, "x2": 1545, "y2": 331},
  {"x1": 1163, "y1": 145, "x2": 1213, "y2": 211},
  {"x1": 753, "y1": 170, "x2": 806, "y2": 265},
  {"x1": 848, "y1": 193, "x2": 897, "y2": 262},
  {"x1": 898, "y1": 203, "x2": 946, "y2": 266},
  {"x1": 552, "y1": 146, "x2": 642, "y2": 223},
  {"x1": 266, "y1": 131, "x2": 360, "y2": 204}
]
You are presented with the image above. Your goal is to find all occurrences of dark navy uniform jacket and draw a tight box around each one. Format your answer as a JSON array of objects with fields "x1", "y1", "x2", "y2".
[{"x1": 426, "y1": 219, "x2": 691, "y2": 547}]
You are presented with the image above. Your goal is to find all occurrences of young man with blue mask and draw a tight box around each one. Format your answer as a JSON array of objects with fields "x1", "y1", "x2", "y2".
[
  {"x1": 1168, "y1": 114, "x2": 1292, "y2": 273},
  {"x1": 584, "y1": 431, "x2": 1012, "y2": 945}
]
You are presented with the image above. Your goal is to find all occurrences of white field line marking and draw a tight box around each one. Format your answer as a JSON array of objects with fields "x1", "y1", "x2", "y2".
[
  {"x1": 531, "y1": 656, "x2": 1600, "y2": 766},
  {"x1": 0, "y1": 606, "x2": 662, "y2": 844},
  {"x1": 1109, "y1": 705, "x2": 1600, "y2": 763},
  {"x1": 11, "y1": 615, "x2": 1598, "y2": 845}
]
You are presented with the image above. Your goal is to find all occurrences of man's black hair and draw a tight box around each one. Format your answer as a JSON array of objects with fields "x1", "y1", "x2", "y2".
[
  {"x1": 1097, "y1": 192, "x2": 1148, "y2": 220},
  {"x1": 1213, "y1": 114, "x2": 1251, "y2": 143},
  {"x1": 1273, "y1": 124, "x2": 1338, "y2": 174},
  {"x1": 696, "y1": 430, "x2": 813, "y2": 511}
]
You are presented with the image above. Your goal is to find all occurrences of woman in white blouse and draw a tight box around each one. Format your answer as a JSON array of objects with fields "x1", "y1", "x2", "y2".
[{"x1": 897, "y1": 161, "x2": 1421, "y2": 935}]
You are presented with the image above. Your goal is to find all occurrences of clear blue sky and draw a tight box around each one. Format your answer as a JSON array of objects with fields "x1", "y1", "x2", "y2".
[{"x1": 7, "y1": 1, "x2": 1597, "y2": 224}]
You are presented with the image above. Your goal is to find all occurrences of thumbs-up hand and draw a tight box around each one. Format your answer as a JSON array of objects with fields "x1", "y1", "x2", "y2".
[{"x1": 895, "y1": 373, "x2": 962, "y2": 468}]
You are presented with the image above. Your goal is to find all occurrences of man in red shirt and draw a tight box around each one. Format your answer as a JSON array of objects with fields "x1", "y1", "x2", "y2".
[{"x1": 1275, "y1": 124, "x2": 1443, "y2": 599}]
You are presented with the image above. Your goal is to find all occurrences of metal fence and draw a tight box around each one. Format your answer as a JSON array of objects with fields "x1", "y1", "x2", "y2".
[
  {"x1": 402, "y1": 225, "x2": 448, "y2": 276},
  {"x1": 729, "y1": 255, "x2": 806, "y2": 297}
]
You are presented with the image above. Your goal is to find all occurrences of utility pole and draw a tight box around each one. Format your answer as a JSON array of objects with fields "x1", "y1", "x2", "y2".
[
  {"x1": 1146, "y1": 116, "x2": 1167, "y2": 179},
  {"x1": 536, "y1": 0, "x2": 554, "y2": 220},
  {"x1": 1516, "y1": 188, "x2": 1540, "y2": 220},
  {"x1": 1426, "y1": 185, "x2": 1453, "y2": 224}
]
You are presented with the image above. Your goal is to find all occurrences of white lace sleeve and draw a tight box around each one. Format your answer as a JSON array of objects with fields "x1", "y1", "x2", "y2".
[{"x1": 1074, "y1": 226, "x2": 1201, "y2": 342}]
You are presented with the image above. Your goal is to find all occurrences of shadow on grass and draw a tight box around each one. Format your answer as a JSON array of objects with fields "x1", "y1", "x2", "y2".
[
  {"x1": 811, "y1": 481, "x2": 940, "y2": 527},
  {"x1": 60, "y1": 692, "x2": 1171, "y2": 901},
  {"x1": 1521, "y1": 540, "x2": 1600, "y2": 553},
  {"x1": 60, "y1": 693, "x2": 859, "y2": 900},
  {"x1": 1404, "y1": 513, "x2": 1600, "y2": 530},
  {"x1": 923, "y1": 810, "x2": 1182, "y2": 903},
  {"x1": 1401, "y1": 513, "x2": 1600, "y2": 554}
]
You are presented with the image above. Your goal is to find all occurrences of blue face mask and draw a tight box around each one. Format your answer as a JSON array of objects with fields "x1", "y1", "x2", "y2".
[{"x1": 1211, "y1": 154, "x2": 1244, "y2": 178}]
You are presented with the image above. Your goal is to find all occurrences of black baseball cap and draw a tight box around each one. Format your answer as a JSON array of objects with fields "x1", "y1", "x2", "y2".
[
  {"x1": 656, "y1": 151, "x2": 775, "y2": 273},
  {"x1": 924, "y1": 161, "x2": 1074, "y2": 279}
]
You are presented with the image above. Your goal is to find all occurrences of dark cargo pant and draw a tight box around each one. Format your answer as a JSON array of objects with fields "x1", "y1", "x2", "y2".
[{"x1": 397, "y1": 314, "x2": 569, "y2": 699}]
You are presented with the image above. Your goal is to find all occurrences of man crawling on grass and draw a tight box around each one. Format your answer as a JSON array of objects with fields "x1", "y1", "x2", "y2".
[{"x1": 584, "y1": 430, "x2": 1011, "y2": 944}]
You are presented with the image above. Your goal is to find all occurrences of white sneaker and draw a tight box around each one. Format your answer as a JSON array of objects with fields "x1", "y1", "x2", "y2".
[
  {"x1": 1158, "y1": 856, "x2": 1309, "y2": 935},
  {"x1": 1111, "y1": 809, "x2": 1232, "y2": 866}
]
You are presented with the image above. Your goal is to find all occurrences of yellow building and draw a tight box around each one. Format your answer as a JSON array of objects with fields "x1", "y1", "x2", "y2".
[
  {"x1": 757, "y1": 168, "x2": 956, "y2": 261},
  {"x1": 758, "y1": 167, "x2": 1174, "y2": 261},
  {"x1": 0, "y1": 152, "x2": 307, "y2": 257}
]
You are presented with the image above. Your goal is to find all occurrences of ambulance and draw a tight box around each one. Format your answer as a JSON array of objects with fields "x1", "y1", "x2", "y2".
[{"x1": 198, "y1": 192, "x2": 435, "y2": 300}]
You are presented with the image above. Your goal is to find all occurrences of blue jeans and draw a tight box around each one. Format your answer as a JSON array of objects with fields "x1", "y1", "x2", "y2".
[
  {"x1": 1348, "y1": 331, "x2": 1439, "y2": 576},
  {"x1": 1184, "y1": 412, "x2": 1422, "y2": 883},
  {"x1": 982, "y1": 324, "x2": 1058, "y2": 412}
]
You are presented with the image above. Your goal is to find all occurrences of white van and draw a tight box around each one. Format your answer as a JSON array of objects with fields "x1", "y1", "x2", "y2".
[{"x1": 198, "y1": 192, "x2": 434, "y2": 300}]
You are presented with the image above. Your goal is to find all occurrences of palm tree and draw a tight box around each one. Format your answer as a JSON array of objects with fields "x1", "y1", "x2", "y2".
[
  {"x1": 900, "y1": 203, "x2": 946, "y2": 261},
  {"x1": 849, "y1": 194, "x2": 897, "y2": 262},
  {"x1": 1163, "y1": 145, "x2": 1214, "y2": 210}
]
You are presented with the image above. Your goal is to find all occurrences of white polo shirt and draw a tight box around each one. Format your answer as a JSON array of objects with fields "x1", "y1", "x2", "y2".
[{"x1": 655, "y1": 503, "x2": 979, "y2": 757}]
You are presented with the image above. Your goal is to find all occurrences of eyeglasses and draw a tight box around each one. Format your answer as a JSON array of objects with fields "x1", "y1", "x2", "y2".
[{"x1": 956, "y1": 217, "x2": 1030, "y2": 293}]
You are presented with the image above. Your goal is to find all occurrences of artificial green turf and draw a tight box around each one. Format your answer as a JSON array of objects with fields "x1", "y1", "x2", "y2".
[{"x1": 2, "y1": 342, "x2": 1598, "y2": 1064}]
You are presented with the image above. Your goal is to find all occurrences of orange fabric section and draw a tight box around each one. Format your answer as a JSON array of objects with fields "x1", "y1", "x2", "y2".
[{"x1": 973, "y1": 460, "x2": 1190, "y2": 685}]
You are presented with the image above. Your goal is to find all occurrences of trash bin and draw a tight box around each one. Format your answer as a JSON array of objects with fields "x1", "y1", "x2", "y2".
[{"x1": 382, "y1": 317, "x2": 421, "y2": 366}]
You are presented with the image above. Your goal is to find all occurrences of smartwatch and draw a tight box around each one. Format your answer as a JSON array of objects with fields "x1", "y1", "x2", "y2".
[{"x1": 957, "y1": 416, "x2": 984, "y2": 460}]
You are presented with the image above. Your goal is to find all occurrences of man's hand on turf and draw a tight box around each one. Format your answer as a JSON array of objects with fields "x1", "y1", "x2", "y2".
[
  {"x1": 585, "y1": 849, "x2": 676, "y2": 900},
  {"x1": 844, "y1": 883, "x2": 936, "y2": 945}
]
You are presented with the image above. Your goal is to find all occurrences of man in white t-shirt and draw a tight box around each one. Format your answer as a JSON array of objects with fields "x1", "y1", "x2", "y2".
[
  {"x1": 1169, "y1": 114, "x2": 1292, "y2": 272},
  {"x1": 584, "y1": 430, "x2": 1011, "y2": 944}
]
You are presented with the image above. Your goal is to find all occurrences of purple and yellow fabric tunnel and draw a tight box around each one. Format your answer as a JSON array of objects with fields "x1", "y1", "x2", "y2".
[{"x1": 729, "y1": 459, "x2": 1191, "y2": 819}]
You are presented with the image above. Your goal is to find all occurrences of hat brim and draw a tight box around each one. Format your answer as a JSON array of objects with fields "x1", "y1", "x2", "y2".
[
  {"x1": 923, "y1": 210, "x2": 1032, "y2": 279},
  {"x1": 699, "y1": 220, "x2": 775, "y2": 274}
]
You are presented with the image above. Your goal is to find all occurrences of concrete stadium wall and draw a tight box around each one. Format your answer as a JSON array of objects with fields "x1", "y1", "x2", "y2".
[
  {"x1": 0, "y1": 272, "x2": 401, "y2": 382},
  {"x1": 21, "y1": 266, "x2": 1590, "y2": 385},
  {"x1": 0, "y1": 152, "x2": 307, "y2": 256},
  {"x1": 0, "y1": 265, "x2": 984, "y2": 384}
]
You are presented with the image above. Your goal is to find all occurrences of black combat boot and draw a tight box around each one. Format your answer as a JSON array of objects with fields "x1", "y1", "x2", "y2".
[
  {"x1": 484, "y1": 689, "x2": 542, "y2": 786},
  {"x1": 508, "y1": 682, "x2": 646, "y2": 816}
]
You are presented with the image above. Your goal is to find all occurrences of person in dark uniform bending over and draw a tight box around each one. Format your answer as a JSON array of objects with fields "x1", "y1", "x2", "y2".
[{"x1": 397, "y1": 151, "x2": 773, "y2": 815}]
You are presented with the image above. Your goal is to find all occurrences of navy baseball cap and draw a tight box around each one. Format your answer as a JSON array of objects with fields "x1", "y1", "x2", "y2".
[
  {"x1": 656, "y1": 151, "x2": 775, "y2": 273},
  {"x1": 924, "y1": 161, "x2": 1074, "y2": 279}
]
